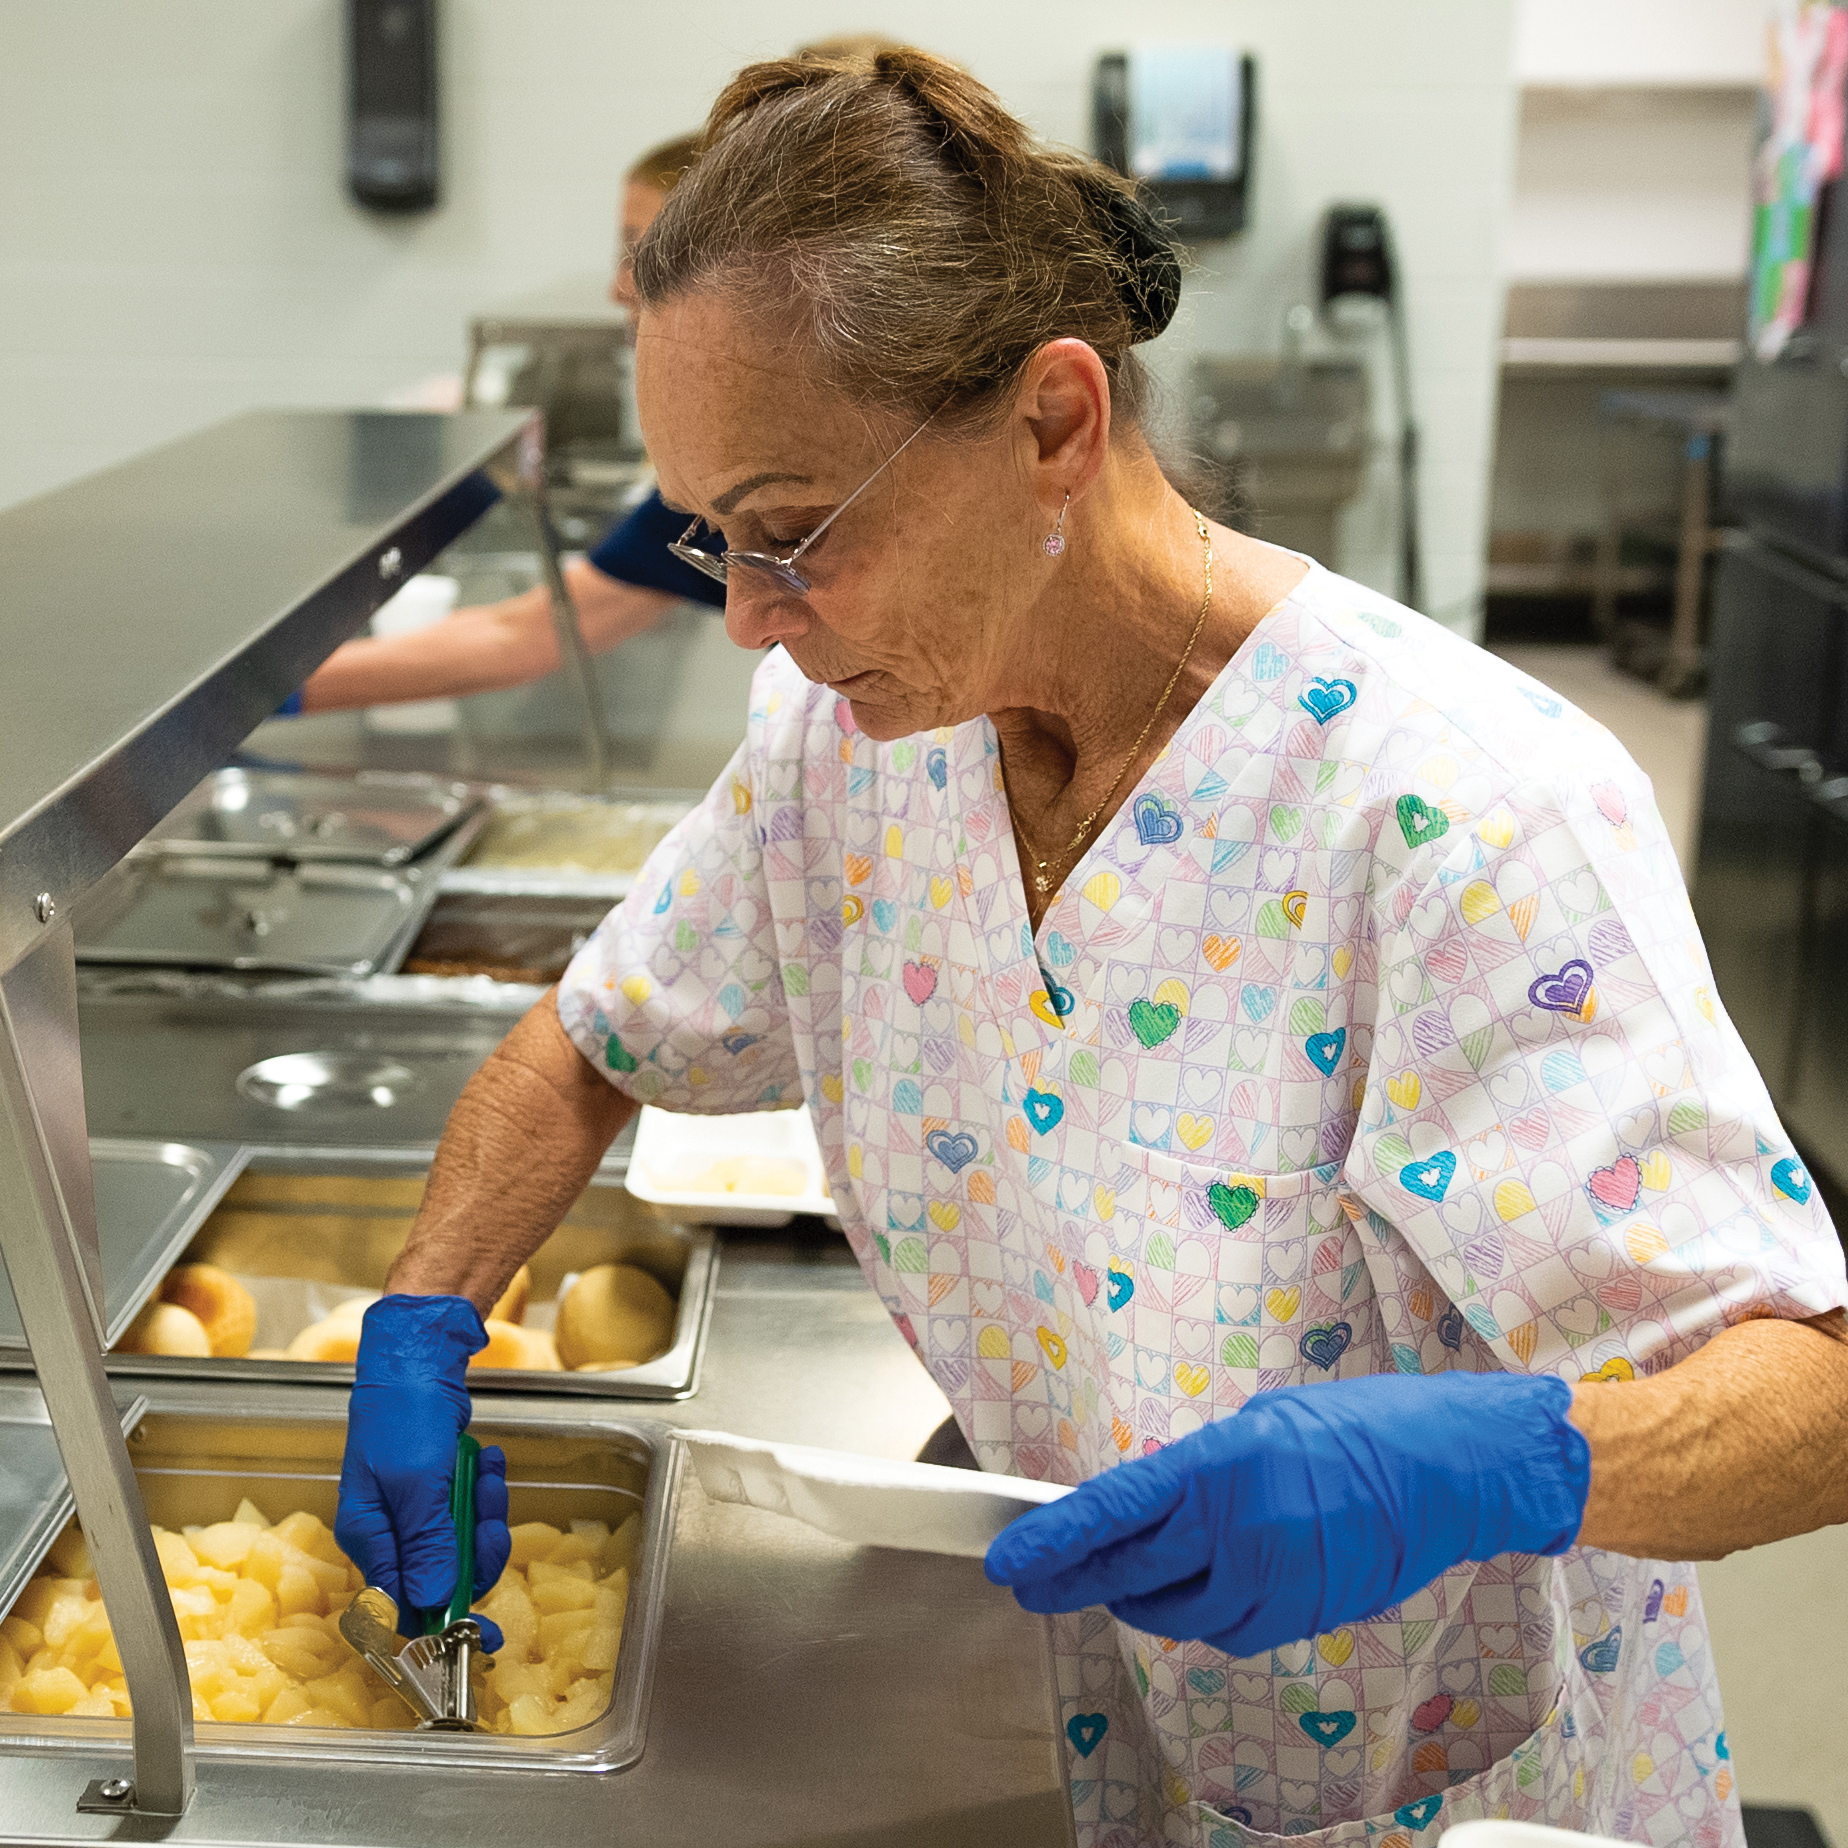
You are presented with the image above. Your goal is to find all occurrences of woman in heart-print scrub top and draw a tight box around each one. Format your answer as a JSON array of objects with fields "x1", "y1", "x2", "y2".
[{"x1": 334, "y1": 47, "x2": 1848, "y2": 1848}]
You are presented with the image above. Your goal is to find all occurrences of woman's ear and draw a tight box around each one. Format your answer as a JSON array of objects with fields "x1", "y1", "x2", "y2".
[{"x1": 1016, "y1": 338, "x2": 1113, "y2": 517}]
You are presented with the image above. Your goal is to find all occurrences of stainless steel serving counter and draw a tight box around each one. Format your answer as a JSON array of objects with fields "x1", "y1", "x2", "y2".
[{"x1": 0, "y1": 1235, "x2": 1075, "y2": 1847}]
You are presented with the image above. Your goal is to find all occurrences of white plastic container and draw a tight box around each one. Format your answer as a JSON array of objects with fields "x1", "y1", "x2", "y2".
[
  {"x1": 365, "y1": 573, "x2": 461, "y2": 734},
  {"x1": 625, "y1": 1105, "x2": 838, "y2": 1228},
  {"x1": 1441, "y1": 1823, "x2": 1637, "y2": 1848}
]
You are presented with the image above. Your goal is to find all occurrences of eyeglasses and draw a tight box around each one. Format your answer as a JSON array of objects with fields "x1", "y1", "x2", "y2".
[{"x1": 667, "y1": 417, "x2": 933, "y2": 595}]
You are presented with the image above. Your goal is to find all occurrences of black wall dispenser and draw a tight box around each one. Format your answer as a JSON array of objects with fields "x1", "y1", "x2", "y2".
[{"x1": 347, "y1": 0, "x2": 440, "y2": 213}]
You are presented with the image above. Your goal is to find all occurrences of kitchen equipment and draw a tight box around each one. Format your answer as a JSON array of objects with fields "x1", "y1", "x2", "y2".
[
  {"x1": 93, "y1": 1154, "x2": 716, "y2": 1400},
  {"x1": 1190, "y1": 348, "x2": 1369, "y2": 566},
  {"x1": 140, "y1": 770, "x2": 481, "y2": 866},
  {"x1": 0, "y1": 405, "x2": 539, "y2": 1818},
  {"x1": 627, "y1": 1105, "x2": 838, "y2": 1229},
  {"x1": 679, "y1": 1429, "x2": 1069, "y2": 1558},
  {"x1": 1, "y1": 1395, "x2": 674, "y2": 1771},
  {"x1": 75, "y1": 770, "x2": 488, "y2": 979},
  {"x1": 339, "y1": 1433, "x2": 486, "y2": 1732}
]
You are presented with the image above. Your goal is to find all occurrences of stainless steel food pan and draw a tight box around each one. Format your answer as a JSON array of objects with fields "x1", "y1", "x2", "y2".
[
  {"x1": 101, "y1": 1155, "x2": 716, "y2": 1400},
  {"x1": 0, "y1": 1390, "x2": 679, "y2": 1775}
]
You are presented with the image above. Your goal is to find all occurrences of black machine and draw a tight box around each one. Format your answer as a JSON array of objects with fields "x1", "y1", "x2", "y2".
[
  {"x1": 1320, "y1": 205, "x2": 1423, "y2": 613},
  {"x1": 1695, "y1": 167, "x2": 1848, "y2": 1191},
  {"x1": 1093, "y1": 51, "x2": 1256, "y2": 241},
  {"x1": 346, "y1": 0, "x2": 439, "y2": 213}
]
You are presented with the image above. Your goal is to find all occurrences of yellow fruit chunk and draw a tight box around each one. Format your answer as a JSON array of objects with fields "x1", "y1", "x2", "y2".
[
  {"x1": 530, "y1": 1575, "x2": 597, "y2": 1616},
  {"x1": 207, "y1": 1684, "x2": 261, "y2": 1724},
  {"x1": 304, "y1": 1666, "x2": 372, "y2": 1729},
  {"x1": 228, "y1": 1578, "x2": 275, "y2": 1638},
  {"x1": 507, "y1": 1522, "x2": 563, "y2": 1569},
  {"x1": 276, "y1": 1563, "x2": 323, "y2": 1620},
  {"x1": 153, "y1": 1531, "x2": 204, "y2": 1589},
  {"x1": 70, "y1": 1686, "x2": 117, "y2": 1718},
  {"x1": 274, "y1": 1512, "x2": 343, "y2": 1569},
  {"x1": 554, "y1": 1676, "x2": 609, "y2": 1733},
  {"x1": 284, "y1": 1706, "x2": 349, "y2": 1729},
  {"x1": 263, "y1": 1686, "x2": 313, "y2": 1725},
  {"x1": 2, "y1": 1615, "x2": 43, "y2": 1658},
  {"x1": 508, "y1": 1692, "x2": 559, "y2": 1736},
  {"x1": 14, "y1": 1666, "x2": 88, "y2": 1715},
  {"x1": 191, "y1": 1521, "x2": 264, "y2": 1573},
  {"x1": 41, "y1": 1593, "x2": 91, "y2": 1652},
  {"x1": 232, "y1": 1498, "x2": 272, "y2": 1530}
]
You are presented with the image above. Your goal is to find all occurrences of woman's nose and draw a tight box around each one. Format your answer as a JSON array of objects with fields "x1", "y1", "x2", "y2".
[{"x1": 724, "y1": 577, "x2": 810, "y2": 652}]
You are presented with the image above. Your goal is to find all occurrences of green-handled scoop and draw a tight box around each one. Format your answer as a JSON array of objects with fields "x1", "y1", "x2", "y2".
[
  {"x1": 427, "y1": 1431, "x2": 481, "y2": 1635},
  {"x1": 341, "y1": 1432, "x2": 487, "y2": 1730}
]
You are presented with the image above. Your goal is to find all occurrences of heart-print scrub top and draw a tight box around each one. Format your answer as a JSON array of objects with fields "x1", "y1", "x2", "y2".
[{"x1": 557, "y1": 562, "x2": 1847, "y2": 1848}]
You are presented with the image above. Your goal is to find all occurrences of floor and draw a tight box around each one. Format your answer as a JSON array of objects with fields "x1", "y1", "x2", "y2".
[{"x1": 1491, "y1": 644, "x2": 1848, "y2": 1847}]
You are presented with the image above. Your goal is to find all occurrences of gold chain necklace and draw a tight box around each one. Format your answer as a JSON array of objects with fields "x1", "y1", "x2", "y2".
[{"x1": 1017, "y1": 508, "x2": 1214, "y2": 899}]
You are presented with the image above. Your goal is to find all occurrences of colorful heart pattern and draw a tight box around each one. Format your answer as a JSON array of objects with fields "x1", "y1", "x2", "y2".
[
  {"x1": 1528, "y1": 958, "x2": 1598, "y2": 1021},
  {"x1": 1298, "y1": 676, "x2": 1358, "y2": 724},
  {"x1": 557, "y1": 564, "x2": 1823, "y2": 1848},
  {"x1": 1133, "y1": 790, "x2": 1185, "y2": 845},
  {"x1": 1400, "y1": 1150, "x2": 1456, "y2": 1202}
]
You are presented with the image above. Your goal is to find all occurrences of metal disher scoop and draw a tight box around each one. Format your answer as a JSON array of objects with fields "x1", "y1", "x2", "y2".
[{"x1": 339, "y1": 1432, "x2": 490, "y2": 1731}]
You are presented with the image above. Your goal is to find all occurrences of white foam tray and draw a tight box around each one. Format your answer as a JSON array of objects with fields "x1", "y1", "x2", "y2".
[{"x1": 626, "y1": 1105, "x2": 839, "y2": 1228}]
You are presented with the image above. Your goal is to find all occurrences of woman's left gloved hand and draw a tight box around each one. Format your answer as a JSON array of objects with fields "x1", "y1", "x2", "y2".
[{"x1": 984, "y1": 1370, "x2": 1589, "y2": 1656}]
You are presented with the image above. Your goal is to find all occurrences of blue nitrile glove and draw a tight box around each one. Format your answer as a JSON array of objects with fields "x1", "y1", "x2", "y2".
[
  {"x1": 334, "y1": 1295, "x2": 513, "y2": 1652},
  {"x1": 985, "y1": 1371, "x2": 1589, "y2": 1656}
]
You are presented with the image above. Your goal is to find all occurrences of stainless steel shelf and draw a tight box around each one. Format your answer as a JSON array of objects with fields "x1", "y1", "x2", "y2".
[{"x1": 0, "y1": 409, "x2": 536, "y2": 977}]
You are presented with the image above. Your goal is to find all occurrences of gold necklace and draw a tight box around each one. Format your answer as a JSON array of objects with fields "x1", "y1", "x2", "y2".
[{"x1": 1017, "y1": 508, "x2": 1214, "y2": 899}]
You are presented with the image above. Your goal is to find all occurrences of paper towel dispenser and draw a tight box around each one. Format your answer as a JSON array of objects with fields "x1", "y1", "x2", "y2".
[{"x1": 1094, "y1": 48, "x2": 1256, "y2": 241}]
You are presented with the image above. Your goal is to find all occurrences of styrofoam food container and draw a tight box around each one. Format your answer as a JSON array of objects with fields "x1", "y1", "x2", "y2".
[
  {"x1": 626, "y1": 1105, "x2": 838, "y2": 1228},
  {"x1": 1441, "y1": 1823, "x2": 1636, "y2": 1848}
]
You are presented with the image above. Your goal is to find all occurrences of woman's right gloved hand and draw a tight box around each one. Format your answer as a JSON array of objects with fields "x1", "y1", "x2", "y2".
[{"x1": 333, "y1": 1295, "x2": 511, "y2": 1652}]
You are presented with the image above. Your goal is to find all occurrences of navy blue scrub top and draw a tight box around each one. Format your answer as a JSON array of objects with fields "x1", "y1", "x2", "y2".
[
  {"x1": 275, "y1": 487, "x2": 722, "y2": 713},
  {"x1": 589, "y1": 489, "x2": 727, "y2": 608}
]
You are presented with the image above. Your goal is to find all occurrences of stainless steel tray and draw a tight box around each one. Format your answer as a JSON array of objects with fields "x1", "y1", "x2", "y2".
[
  {"x1": 74, "y1": 805, "x2": 486, "y2": 979},
  {"x1": 142, "y1": 769, "x2": 484, "y2": 866},
  {"x1": 0, "y1": 1391, "x2": 679, "y2": 1774},
  {"x1": 0, "y1": 1140, "x2": 248, "y2": 1354},
  {"x1": 0, "y1": 1382, "x2": 147, "y2": 1621},
  {"x1": 101, "y1": 1153, "x2": 714, "y2": 1400}
]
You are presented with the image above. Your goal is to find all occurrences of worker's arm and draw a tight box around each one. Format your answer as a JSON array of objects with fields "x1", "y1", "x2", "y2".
[
  {"x1": 987, "y1": 1307, "x2": 1848, "y2": 1653},
  {"x1": 1572, "y1": 1307, "x2": 1848, "y2": 1558},
  {"x1": 298, "y1": 560, "x2": 674, "y2": 711},
  {"x1": 386, "y1": 992, "x2": 635, "y2": 1315}
]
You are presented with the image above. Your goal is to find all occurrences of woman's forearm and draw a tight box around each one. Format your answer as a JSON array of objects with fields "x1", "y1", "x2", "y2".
[
  {"x1": 299, "y1": 563, "x2": 675, "y2": 711},
  {"x1": 386, "y1": 992, "x2": 636, "y2": 1315},
  {"x1": 1570, "y1": 1308, "x2": 1848, "y2": 1559}
]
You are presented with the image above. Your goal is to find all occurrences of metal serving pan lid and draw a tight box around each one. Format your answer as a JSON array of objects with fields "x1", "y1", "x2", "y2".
[
  {"x1": 143, "y1": 769, "x2": 484, "y2": 866},
  {"x1": 0, "y1": 1139, "x2": 247, "y2": 1353},
  {"x1": 75, "y1": 860, "x2": 431, "y2": 979}
]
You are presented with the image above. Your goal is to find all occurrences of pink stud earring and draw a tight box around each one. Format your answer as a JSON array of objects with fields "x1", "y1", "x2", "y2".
[{"x1": 1044, "y1": 492, "x2": 1070, "y2": 557}]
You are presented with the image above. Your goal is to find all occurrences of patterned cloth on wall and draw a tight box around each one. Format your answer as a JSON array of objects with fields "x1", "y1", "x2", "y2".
[{"x1": 559, "y1": 563, "x2": 1847, "y2": 1847}]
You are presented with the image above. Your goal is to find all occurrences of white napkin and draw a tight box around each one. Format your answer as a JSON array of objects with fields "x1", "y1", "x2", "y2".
[{"x1": 678, "y1": 1428, "x2": 1071, "y2": 1558}]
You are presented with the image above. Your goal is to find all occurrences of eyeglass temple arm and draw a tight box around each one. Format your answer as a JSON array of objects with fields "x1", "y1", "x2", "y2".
[{"x1": 787, "y1": 417, "x2": 934, "y2": 565}]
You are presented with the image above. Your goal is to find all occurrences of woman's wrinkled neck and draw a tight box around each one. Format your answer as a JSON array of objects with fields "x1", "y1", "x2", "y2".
[{"x1": 984, "y1": 448, "x2": 1221, "y2": 785}]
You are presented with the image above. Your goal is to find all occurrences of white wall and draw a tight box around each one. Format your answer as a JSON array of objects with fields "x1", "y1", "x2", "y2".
[
  {"x1": 0, "y1": 0, "x2": 1518, "y2": 636},
  {"x1": 1515, "y1": 0, "x2": 1766, "y2": 86},
  {"x1": 1506, "y1": 86, "x2": 1759, "y2": 282}
]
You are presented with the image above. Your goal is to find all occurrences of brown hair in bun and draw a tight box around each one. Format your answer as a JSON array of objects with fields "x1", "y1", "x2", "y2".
[{"x1": 632, "y1": 47, "x2": 1180, "y2": 432}]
